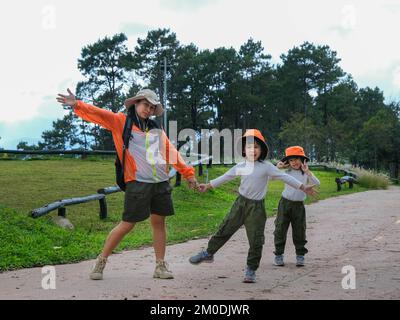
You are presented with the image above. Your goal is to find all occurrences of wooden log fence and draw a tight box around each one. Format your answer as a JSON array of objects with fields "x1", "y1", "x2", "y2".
[{"x1": 30, "y1": 155, "x2": 213, "y2": 220}]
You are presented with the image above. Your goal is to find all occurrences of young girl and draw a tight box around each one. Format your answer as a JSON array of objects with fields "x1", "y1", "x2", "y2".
[
  {"x1": 273, "y1": 146, "x2": 320, "y2": 267},
  {"x1": 57, "y1": 88, "x2": 197, "y2": 280},
  {"x1": 190, "y1": 130, "x2": 318, "y2": 283}
]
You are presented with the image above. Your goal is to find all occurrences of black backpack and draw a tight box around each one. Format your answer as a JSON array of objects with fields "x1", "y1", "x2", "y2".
[{"x1": 115, "y1": 108, "x2": 160, "y2": 191}]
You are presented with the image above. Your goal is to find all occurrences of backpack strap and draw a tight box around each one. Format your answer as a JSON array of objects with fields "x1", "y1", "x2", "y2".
[
  {"x1": 121, "y1": 108, "x2": 135, "y2": 180},
  {"x1": 120, "y1": 108, "x2": 160, "y2": 183}
]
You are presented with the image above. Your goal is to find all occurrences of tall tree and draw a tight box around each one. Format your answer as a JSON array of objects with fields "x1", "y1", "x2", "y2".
[
  {"x1": 236, "y1": 39, "x2": 273, "y2": 131},
  {"x1": 78, "y1": 33, "x2": 133, "y2": 113},
  {"x1": 278, "y1": 113, "x2": 322, "y2": 161},
  {"x1": 169, "y1": 45, "x2": 213, "y2": 131},
  {"x1": 354, "y1": 107, "x2": 400, "y2": 171},
  {"x1": 133, "y1": 28, "x2": 180, "y2": 113},
  {"x1": 16, "y1": 141, "x2": 41, "y2": 150},
  {"x1": 206, "y1": 47, "x2": 240, "y2": 130},
  {"x1": 40, "y1": 113, "x2": 77, "y2": 150},
  {"x1": 77, "y1": 33, "x2": 134, "y2": 149}
]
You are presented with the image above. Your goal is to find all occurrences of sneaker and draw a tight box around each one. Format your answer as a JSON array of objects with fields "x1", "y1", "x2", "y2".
[
  {"x1": 274, "y1": 255, "x2": 285, "y2": 266},
  {"x1": 243, "y1": 266, "x2": 256, "y2": 283},
  {"x1": 189, "y1": 249, "x2": 214, "y2": 264},
  {"x1": 90, "y1": 255, "x2": 107, "y2": 280},
  {"x1": 153, "y1": 260, "x2": 174, "y2": 279},
  {"x1": 296, "y1": 255, "x2": 305, "y2": 267}
]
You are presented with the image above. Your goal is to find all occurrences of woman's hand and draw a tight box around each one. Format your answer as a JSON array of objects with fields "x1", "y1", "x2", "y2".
[
  {"x1": 187, "y1": 177, "x2": 199, "y2": 190},
  {"x1": 57, "y1": 88, "x2": 77, "y2": 108}
]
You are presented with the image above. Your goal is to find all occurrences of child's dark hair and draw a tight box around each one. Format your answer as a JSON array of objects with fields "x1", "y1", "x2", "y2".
[
  {"x1": 242, "y1": 137, "x2": 269, "y2": 162},
  {"x1": 286, "y1": 156, "x2": 305, "y2": 175}
]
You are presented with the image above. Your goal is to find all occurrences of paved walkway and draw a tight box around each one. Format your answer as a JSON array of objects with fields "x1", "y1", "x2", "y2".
[{"x1": 1, "y1": 188, "x2": 399, "y2": 300}]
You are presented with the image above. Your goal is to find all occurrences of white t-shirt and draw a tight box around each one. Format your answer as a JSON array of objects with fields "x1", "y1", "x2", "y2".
[{"x1": 281, "y1": 169, "x2": 321, "y2": 201}]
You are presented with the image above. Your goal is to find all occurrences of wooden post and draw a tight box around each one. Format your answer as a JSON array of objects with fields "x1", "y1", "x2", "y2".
[
  {"x1": 207, "y1": 157, "x2": 212, "y2": 168},
  {"x1": 99, "y1": 197, "x2": 107, "y2": 220},
  {"x1": 175, "y1": 172, "x2": 182, "y2": 187},
  {"x1": 335, "y1": 178, "x2": 341, "y2": 192},
  {"x1": 58, "y1": 207, "x2": 66, "y2": 217}
]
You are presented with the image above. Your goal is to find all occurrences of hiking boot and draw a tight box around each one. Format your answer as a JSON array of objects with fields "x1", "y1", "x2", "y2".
[
  {"x1": 90, "y1": 255, "x2": 107, "y2": 280},
  {"x1": 243, "y1": 266, "x2": 256, "y2": 283},
  {"x1": 274, "y1": 255, "x2": 285, "y2": 266},
  {"x1": 153, "y1": 260, "x2": 174, "y2": 279},
  {"x1": 296, "y1": 255, "x2": 305, "y2": 267},
  {"x1": 189, "y1": 249, "x2": 214, "y2": 265}
]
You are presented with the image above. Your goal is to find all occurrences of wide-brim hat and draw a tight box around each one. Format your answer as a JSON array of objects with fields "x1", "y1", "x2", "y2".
[
  {"x1": 281, "y1": 146, "x2": 310, "y2": 163},
  {"x1": 124, "y1": 89, "x2": 164, "y2": 117},
  {"x1": 239, "y1": 129, "x2": 269, "y2": 157}
]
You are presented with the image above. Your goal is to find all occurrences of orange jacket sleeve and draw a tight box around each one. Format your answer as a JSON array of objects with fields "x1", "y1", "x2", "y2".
[
  {"x1": 73, "y1": 100, "x2": 121, "y2": 132},
  {"x1": 161, "y1": 131, "x2": 195, "y2": 180}
]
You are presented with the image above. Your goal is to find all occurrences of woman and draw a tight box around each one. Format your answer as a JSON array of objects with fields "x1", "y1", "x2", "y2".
[{"x1": 57, "y1": 88, "x2": 198, "y2": 280}]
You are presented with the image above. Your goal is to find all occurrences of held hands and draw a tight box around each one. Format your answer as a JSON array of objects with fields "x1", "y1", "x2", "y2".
[
  {"x1": 186, "y1": 177, "x2": 212, "y2": 193},
  {"x1": 57, "y1": 88, "x2": 77, "y2": 108},
  {"x1": 197, "y1": 183, "x2": 212, "y2": 193},
  {"x1": 187, "y1": 177, "x2": 199, "y2": 191}
]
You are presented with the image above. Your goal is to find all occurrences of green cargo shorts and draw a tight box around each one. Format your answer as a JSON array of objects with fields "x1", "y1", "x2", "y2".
[{"x1": 122, "y1": 180, "x2": 175, "y2": 223}]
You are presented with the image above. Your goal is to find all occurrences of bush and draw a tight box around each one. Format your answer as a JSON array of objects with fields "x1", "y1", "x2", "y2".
[
  {"x1": 352, "y1": 167, "x2": 390, "y2": 189},
  {"x1": 317, "y1": 161, "x2": 391, "y2": 190}
]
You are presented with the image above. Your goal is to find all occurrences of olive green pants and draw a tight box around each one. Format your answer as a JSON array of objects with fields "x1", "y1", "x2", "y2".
[
  {"x1": 274, "y1": 197, "x2": 308, "y2": 256},
  {"x1": 207, "y1": 195, "x2": 267, "y2": 271}
]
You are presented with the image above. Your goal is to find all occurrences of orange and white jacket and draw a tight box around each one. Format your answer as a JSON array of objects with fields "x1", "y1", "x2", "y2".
[{"x1": 74, "y1": 101, "x2": 195, "y2": 184}]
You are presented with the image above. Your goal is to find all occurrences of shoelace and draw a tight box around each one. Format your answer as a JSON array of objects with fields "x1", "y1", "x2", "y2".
[
  {"x1": 201, "y1": 249, "x2": 210, "y2": 258},
  {"x1": 158, "y1": 261, "x2": 171, "y2": 272},
  {"x1": 246, "y1": 269, "x2": 255, "y2": 277},
  {"x1": 93, "y1": 257, "x2": 107, "y2": 273}
]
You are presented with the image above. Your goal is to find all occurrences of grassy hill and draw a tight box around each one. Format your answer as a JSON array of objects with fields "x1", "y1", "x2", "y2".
[{"x1": 0, "y1": 158, "x2": 369, "y2": 271}]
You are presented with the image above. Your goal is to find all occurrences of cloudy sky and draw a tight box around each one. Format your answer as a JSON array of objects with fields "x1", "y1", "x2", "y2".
[{"x1": 0, "y1": 0, "x2": 399, "y2": 149}]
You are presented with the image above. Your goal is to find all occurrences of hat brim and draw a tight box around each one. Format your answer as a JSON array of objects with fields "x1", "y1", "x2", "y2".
[
  {"x1": 240, "y1": 136, "x2": 269, "y2": 157},
  {"x1": 124, "y1": 96, "x2": 164, "y2": 117},
  {"x1": 281, "y1": 155, "x2": 310, "y2": 164}
]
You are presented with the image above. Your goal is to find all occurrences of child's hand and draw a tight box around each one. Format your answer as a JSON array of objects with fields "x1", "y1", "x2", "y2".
[
  {"x1": 198, "y1": 183, "x2": 212, "y2": 193},
  {"x1": 300, "y1": 184, "x2": 319, "y2": 197},
  {"x1": 277, "y1": 161, "x2": 289, "y2": 169},
  {"x1": 301, "y1": 161, "x2": 310, "y2": 174}
]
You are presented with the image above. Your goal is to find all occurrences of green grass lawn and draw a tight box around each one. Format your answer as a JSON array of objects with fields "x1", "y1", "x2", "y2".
[{"x1": 0, "y1": 158, "x2": 370, "y2": 271}]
